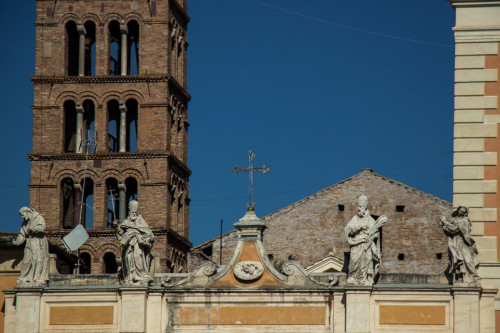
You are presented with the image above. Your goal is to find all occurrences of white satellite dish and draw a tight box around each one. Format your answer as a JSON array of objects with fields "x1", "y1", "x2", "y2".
[{"x1": 62, "y1": 224, "x2": 89, "y2": 252}]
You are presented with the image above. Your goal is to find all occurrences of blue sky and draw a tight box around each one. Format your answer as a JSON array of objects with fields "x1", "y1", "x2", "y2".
[{"x1": 0, "y1": 0, "x2": 455, "y2": 246}]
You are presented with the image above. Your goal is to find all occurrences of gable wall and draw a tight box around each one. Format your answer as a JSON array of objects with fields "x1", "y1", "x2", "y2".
[{"x1": 192, "y1": 172, "x2": 452, "y2": 275}]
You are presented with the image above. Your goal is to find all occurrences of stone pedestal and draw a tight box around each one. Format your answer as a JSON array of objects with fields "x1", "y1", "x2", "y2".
[
  {"x1": 453, "y1": 287, "x2": 480, "y2": 333},
  {"x1": 15, "y1": 288, "x2": 42, "y2": 333},
  {"x1": 345, "y1": 287, "x2": 371, "y2": 333},
  {"x1": 3, "y1": 291, "x2": 16, "y2": 333},
  {"x1": 146, "y1": 290, "x2": 164, "y2": 332},
  {"x1": 333, "y1": 291, "x2": 346, "y2": 333},
  {"x1": 479, "y1": 289, "x2": 496, "y2": 333},
  {"x1": 120, "y1": 287, "x2": 147, "y2": 332}
]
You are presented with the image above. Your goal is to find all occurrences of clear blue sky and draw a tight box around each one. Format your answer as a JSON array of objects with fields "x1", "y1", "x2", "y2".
[{"x1": 0, "y1": 0, "x2": 455, "y2": 246}]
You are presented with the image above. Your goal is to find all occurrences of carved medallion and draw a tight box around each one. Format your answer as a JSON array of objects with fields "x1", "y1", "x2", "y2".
[{"x1": 234, "y1": 261, "x2": 264, "y2": 281}]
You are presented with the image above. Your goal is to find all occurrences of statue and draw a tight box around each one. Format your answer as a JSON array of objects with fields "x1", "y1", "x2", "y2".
[
  {"x1": 12, "y1": 207, "x2": 49, "y2": 287},
  {"x1": 345, "y1": 195, "x2": 388, "y2": 286},
  {"x1": 439, "y1": 206, "x2": 480, "y2": 286},
  {"x1": 114, "y1": 200, "x2": 154, "y2": 285}
]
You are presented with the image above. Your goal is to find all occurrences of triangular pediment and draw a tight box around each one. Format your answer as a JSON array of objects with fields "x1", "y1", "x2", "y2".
[{"x1": 306, "y1": 254, "x2": 344, "y2": 273}]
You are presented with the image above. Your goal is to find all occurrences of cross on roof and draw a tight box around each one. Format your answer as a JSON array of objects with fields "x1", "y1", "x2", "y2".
[{"x1": 232, "y1": 150, "x2": 270, "y2": 211}]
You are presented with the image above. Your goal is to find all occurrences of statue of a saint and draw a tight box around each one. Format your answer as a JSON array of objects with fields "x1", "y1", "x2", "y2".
[
  {"x1": 115, "y1": 200, "x2": 154, "y2": 285},
  {"x1": 439, "y1": 206, "x2": 480, "y2": 286},
  {"x1": 12, "y1": 207, "x2": 49, "y2": 287},
  {"x1": 345, "y1": 195, "x2": 388, "y2": 286}
]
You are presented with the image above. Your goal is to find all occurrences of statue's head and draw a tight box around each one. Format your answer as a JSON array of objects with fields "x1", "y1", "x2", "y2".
[
  {"x1": 19, "y1": 207, "x2": 33, "y2": 221},
  {"x1": 129, "y1": 200, "x2": 139, "y2": 220},
  {"x1": 453, "y1": 205, "x2": 469, "y2": 218},
  {"x1": 357, "y1": 195, "x2": 368, "y2": 217}
]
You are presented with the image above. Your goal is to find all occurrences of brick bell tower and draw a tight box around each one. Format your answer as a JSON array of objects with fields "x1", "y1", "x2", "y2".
[{"x1": 29, "y1": 0, "x2": 191, "y2": 273}]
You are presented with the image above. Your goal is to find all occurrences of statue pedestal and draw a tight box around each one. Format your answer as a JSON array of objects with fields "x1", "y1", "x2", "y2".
[
  {"x1": 453, "y1": 287, "x2": 481, "y2": 333},
  {"x1": 120, "y1": 287, "x2": 148, "y2": 332},
  {"x1": 345, "y1": 286, "x2": 371, "y2": 333},
  {"x1": 146, "y1": 290, "x2": 164, "y2": 332},
  {"x1": 15, "y1": 288, "x2": 43, "y2": 333}
]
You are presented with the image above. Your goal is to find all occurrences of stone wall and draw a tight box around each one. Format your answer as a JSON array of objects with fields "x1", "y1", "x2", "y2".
[{"x1": 5, "y1": 284, "x2": 495, "y2": 333}]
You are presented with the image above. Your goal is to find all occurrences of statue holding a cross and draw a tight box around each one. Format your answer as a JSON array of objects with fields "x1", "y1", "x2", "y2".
[{"x1": 232, "y1": 150, "x2": 270, "y2": 211}]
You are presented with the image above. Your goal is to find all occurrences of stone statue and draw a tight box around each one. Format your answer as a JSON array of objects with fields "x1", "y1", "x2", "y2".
[
  {"x1": 345, "y1": 195, "x2": 388, "y2": 286},
  {"x1": 12, "y1": 207, "x2": 49, "y2": 287},
  {"x1": 439, "y1": 206, "x2": 480, "y2": 286},
  {"x1": 114, "y1": 200, "x2": 154, "y2": 285}
]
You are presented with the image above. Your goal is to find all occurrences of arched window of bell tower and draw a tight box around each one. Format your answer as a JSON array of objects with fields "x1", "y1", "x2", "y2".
[
  {"x1": 61, "y1": 177, "x2": 75, "y2": 229},
  {"x1": 83, "y1": 21, "x2": 96, "y2": 76},
  {"x1": 81, "y1": 100, "x2": 95, "y2": 153},
  {"x1": 126, "y1": 98, "x2": 138, "y2": 152},
  {"x1": 65, "y1": 21, "x2": 79, "y2": 76},
  {"x1": 107, "y1": 100, "x2": 120, "y2": 152},
  {"x1": 108, "y1": 20, "x2": 121, "y2": 75},
  {"x1": 125, "y1": 177, "x2": 138, "y2": 217},
  {"x1": 76, "y1": 177, "x2": 94, "y2": 229},
  {"x1": 106, "y1": 178, "x2": 120, "y2": 228},
  {"x1": 127, "y1": 20, "x2": 139, "y2": 75},
  {"x1": 63, "y1": 100, "x2": 77, "y2": 153}
]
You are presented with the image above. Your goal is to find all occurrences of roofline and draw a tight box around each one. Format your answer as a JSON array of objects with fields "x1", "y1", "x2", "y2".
[{"x1": 191, "y1": 169, "x2": 452, "y2": 250}]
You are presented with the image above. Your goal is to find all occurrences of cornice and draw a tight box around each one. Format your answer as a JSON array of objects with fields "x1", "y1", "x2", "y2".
[
  {"x1": 449, "y1": 0, "x2": 500, "y2": 6},
  {"x1": 46, "y1": 228, "x2": 184, "y2": 239},
  {"x1": 28, "y1": 152, "x2": 191, "y2": 175},
  {"x1": 31, "y1": 75, "x2": 191, "y2": 100},
  {"x1": 29, "y1": 152, "x2": 170, "y2": 161},
  {"x1": 169, "y1": 0, "x2": 190, "y2": 23}
]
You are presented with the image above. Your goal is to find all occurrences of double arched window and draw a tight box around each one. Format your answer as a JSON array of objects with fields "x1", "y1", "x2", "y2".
[
  {"x1": 65, "y1": 20, "x2": 96, "y2": 76},
  {"x1": 106, "y1": 98, "x2": 138, "y2": 152},
  {"x1": 60, "y1": 177, "x2": 94, "y2": 230},
  {"x1": 105, "y1": 177, "x2": 138, "y2": 227},
  {"x1": 63, "y1": 100, "x2": 95, "y2": 153},
  {"x1": 108, "y1": 20, "x2": 139, "y2": 75},
  {"x1": 66, "y1": 19, "x2": 139, "y2": 76}
]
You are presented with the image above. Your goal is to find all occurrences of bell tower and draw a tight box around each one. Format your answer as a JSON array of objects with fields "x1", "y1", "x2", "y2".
[{"x1": 29, "y1": 0, "x2": 191, "y2": 273}]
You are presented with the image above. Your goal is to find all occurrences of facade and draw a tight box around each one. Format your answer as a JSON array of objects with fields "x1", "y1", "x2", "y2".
[
  {"x1": 4, "y1": 211, "x2": 496, "y2": 333},
  {"x1": 29, "y1": 0, "x2": 191, "y2": 273},
  {"x1": 190, "y1": 169, "x2": 453, "y2": 276},
  {"x1": 449, "y1": 0, "x2": 500, "y2": 330}
]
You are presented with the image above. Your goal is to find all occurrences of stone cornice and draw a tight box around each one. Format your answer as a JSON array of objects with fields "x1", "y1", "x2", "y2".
[
  {"x1": 31, "y1": 75, "x2": 191, "y2": 100},
  {"x1": 46, "y1": 228, "x2": 187, "y2": 240},
  {"x1": 28, "y1": 152, "x2": 191, "y2": 175},
  {"x1": 46, "y1": 229, "x2": 192, "y2": 248},
  {"x1": 449, "y1": 0, "x2": 500, "y2": 6},
  {"x1": 169, "y1": 0, "x2": 190, "y2": 23}
]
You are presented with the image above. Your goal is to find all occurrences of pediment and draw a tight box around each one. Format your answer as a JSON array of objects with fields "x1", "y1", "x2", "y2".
[{"x1": 306, "y1": 254, "x2": 344, "y2": 273}]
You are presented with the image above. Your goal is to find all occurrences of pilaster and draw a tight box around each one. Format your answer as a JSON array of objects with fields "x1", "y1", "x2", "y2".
[{"x1": 345, "y1": 287, "x2": 371, "y2": 333}]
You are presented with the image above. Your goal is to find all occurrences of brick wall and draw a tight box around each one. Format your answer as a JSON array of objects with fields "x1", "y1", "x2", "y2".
[
  {"x1": 190, "y1": 170, "x2": 452, "y2": 275},
  {"x1": 31, "y1": 0, "x2": 191, "y2": 273}
]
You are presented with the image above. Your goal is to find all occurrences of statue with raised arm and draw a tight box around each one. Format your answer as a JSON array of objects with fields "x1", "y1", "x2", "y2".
[
  {"x1": 345, "y1": 195, "x2": 388, "y2": 286},
  {"x1": 439, "y1": 206, "x2": 480, "y2": 286},
  {"x1": 12, "y1": 207, "x2": 49, "y2": 287},
  {"x1": 114, "y1": 200, "x2": 154, "y2": 285}
]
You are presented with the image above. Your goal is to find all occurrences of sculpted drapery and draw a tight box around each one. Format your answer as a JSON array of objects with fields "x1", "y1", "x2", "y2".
[
  {"x1": 345, "y1": 195, "x2": 387, "y2": 286},
  {"x1": 439, "y1": 206, "x2": 480, "y2": 286},
  {"x1": 115, "y1": 200, "x2": 154, "y2": 285},
  {"x1": 13, "y1": 207, "x2": 49, "y2": 286}
]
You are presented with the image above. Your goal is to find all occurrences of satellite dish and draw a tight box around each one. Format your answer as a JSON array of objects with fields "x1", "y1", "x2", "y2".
[{"x1": 62, "y1": 224, "x2": 89, "y2": 252}]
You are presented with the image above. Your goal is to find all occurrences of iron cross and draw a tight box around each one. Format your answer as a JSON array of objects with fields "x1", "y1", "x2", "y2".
[{"x1": 232, "y1": 150, "x2": 270, "y2": 211}]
